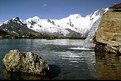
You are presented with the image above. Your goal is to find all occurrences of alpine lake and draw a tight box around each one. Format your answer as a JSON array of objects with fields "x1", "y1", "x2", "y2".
[{"x1": 0, "y1": 39, "x2": 121, "y2": 80}]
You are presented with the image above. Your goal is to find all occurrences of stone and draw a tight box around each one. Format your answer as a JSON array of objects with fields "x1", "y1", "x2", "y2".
[
  {"x1": 105, "y1": 45, "x2": 118, "y2": 54},
  {"x1": 95, "y1": 3, "x2": 121, "y2": 54},
  {"x1": 2, "y1": 49, "x2": 49, "y2": 76},
  {"x1": 119, "y1": 47, "x2": 121, "y2": 53},
  {"x1": 109, "y1": 3, "x2": 121, "y2": 9}
]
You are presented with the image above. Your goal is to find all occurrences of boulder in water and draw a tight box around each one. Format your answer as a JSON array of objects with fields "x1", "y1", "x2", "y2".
[{"x1": 2, "y1": 49, "x2": 49, "y2": 76}]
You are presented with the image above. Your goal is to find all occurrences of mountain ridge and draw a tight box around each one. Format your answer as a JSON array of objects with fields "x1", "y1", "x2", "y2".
[{"x1": 0, "y1": 8, "x2": 107, "y2": 39}]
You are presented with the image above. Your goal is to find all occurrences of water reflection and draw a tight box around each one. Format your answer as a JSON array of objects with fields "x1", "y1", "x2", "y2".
[
  {"x1": 2, "y1": 65, "x2": 61, "y2": 80},
  {"x1": 3, "y1": 68, "x2": 44, "y2": 80},
  {"x1": 95, "y1": 50, "x2": 121, "y2": 80},
  {"x1": 45, "y1": 65, "x2": 61, "y2": 80}
]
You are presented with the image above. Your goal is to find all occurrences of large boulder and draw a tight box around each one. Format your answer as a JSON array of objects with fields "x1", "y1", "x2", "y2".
[
  {"x1": 2, "y1": 49, "x2": 49, "y2": 76},
  {"x1": 95, "y1": 3, "x2": 121, "y2": 54}
]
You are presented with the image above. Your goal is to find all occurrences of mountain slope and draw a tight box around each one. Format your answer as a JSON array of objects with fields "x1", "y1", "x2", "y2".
[
  {"x1": 25, "y1": 8, "x2": 106, "y2": 38},
  {"x1": 0, "y1": 8, "x2": 107, "y2": 39},
  {"x1": 0, "y1": 17, "x2": 44, "y2": 38}
]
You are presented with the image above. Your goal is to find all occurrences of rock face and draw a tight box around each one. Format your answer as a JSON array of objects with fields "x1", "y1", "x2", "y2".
[
  {"x1": 95, "y1": 3, "x2": 121, "y2": 54},
  {"x1": 109, "y1": 3, "x2": 121, "y2": 9},
  {"x1": 2, "y1": 49, "x2": 49, "y2": 76}
]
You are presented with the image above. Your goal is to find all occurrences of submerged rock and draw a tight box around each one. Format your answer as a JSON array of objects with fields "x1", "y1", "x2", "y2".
[
  {"x1": 95, "y1": 3, "x2": 121, "y2": 54},
  {"x1": 2, "y1": 49, "x2": 49, "y2": 76}
]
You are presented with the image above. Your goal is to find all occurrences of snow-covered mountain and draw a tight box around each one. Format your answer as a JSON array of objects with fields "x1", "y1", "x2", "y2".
[
  {"x1": 0, "y1": 8, "x2": 107, "y2": 38},
  {"x1": 0, "y1": 22, "x2": 2, "y2": 26},
  {"x1": 25, "y1": 8, "x2": 106, "y2": 38},
  {"x1": 0, "y1": 17, "x2": 44, "y2": 38}
]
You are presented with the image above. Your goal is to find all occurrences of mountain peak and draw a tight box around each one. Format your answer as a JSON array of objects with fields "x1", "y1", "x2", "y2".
[
  {"x1": 68, "y1": 14, "x2": 81, "y2": 19},
  {"x1": 12, "y1": 17, "x2": 20, "y2": 20},
  {"x1": 2, "y1": 17, "x2": 23, "y2": 25},
  {"x1": 12, "y1": 17, "x2": 20, "y2": 21},
  {"x1": 32, "y1": 16, "x2": 40, "y2": 20},
  {"x1": 26, "y1": 16, "x2": 40, "y2": 23},
  {"x1": 10, "y1": 17, "x2": 24, "y2": 25}
]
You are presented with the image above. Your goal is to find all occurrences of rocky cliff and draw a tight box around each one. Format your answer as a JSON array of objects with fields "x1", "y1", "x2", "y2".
[{"x1": 95, "y1": 3, "x2": 121, "y2": 54}]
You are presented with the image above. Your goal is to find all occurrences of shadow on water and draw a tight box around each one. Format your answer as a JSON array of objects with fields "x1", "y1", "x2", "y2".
[
  {"x1": 2, "y1": 64, "x2": 61, "y2": 80},
  {"x1": 2, "y1": 68, "x2": 44, "y2": 80},
  {"x1": 95, "y1": 50, "x2": 121, "y2": 80},
  {"x1": 44, "y1": 65, "x2": 61, "y2": 80}
]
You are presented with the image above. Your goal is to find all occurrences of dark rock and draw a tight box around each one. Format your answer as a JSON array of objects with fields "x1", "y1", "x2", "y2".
[{"x1": 109, "y1": 3, "x2": 121, "y2": 9}]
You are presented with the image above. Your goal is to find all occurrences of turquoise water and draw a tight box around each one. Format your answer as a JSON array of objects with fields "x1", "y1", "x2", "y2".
[{"x1": 0, "y1": 39, "x2": 96, "y2": 80}]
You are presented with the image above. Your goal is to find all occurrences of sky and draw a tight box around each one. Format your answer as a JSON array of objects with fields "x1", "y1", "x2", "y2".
[{"x1": 0, "y1": 0, "x2": 121, "y2": 22}]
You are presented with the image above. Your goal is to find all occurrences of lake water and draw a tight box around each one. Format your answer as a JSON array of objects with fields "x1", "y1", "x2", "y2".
[{"x1": 0, "y1": 39, "x2": 121, "y2": 80}]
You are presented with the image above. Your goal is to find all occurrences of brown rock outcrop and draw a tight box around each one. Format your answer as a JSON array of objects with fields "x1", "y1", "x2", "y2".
[{"x1": 95, "y1": 3, "x2": 121, "y2": 54}]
